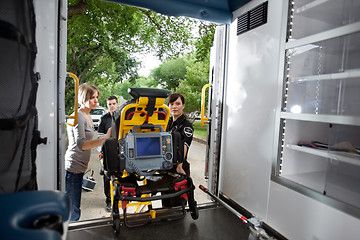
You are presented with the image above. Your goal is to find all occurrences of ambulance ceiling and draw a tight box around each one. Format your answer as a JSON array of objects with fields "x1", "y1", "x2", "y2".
[{"x1": 107, "y1": 0, "x2": 252, "y2": 24}]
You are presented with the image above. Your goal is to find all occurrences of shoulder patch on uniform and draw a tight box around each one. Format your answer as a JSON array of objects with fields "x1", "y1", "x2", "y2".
[{"x1": 183, "y1": 127, "x2": 193, "y2": 137}]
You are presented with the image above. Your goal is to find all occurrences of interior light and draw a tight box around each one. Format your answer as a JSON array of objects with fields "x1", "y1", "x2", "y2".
[{"x1": 290, "y1": 105, "x2": 302, "y2": 113}]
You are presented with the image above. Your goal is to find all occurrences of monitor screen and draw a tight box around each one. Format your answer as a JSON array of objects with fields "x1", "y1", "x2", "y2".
[{"x1": 136, "y1": 136, "x2": 161, "y2": 157}]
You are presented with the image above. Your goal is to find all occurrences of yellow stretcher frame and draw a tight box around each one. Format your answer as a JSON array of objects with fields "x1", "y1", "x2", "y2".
[
  {"x1": 111, "y1": 92, "x2": 171, "y2": 216},
  {"x1": 118, "y1": 96, "x2": 170, "y2": 139}
]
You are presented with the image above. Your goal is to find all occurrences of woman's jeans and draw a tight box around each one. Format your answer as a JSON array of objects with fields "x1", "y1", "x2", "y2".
[{"x1": 65, "y1": 171, "x2": 84, "y2": 221}]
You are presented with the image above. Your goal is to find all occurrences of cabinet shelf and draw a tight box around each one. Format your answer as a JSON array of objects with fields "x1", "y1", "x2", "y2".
[
  {"x1": 295, "y1": 0, "x2": 328, "y2": 14},
  {"x1": 280, "y1": 112, "x2": 360, "y2": 126},
  {"x1": 286, "y1": 144, "x2": 360, "y2": 167},
  {"x1": 290, "y1": 68, "x2": 360, "y2": 83},
  {"x1": 282, "y1": 170, "x2": 360, "y2": 209},
  {"x1": 282, "y1": 171, "x2": 326, "y2": 193},
  {"x1": 286, "y1": 22, "x2": 360, "y2": 49}
]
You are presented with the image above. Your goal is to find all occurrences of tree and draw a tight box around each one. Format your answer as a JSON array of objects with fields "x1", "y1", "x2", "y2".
[
  {"x1": 150, "y1": 58, "x2": 187, "y2": 90},
  {"x1": 65, "y1": 0, "x2": 197, "y2": 114},
  {"x1": 194, "y1": 22, "x2": 217, "y2": 62},
  {"x1": 68, "y1": 0, "x2": 141, "y2": 85},
  {"x1": 67, "y1": 0, "x2": 196, "y2": 82},
  {"x1": 177, "y1": 54, "x2": 210, "y2": 113},
  {"x1": 149, "y1": 53, "x2": 210, "y2": 113},
  {"x1": 178, "y1": 22, "x2": 216, "y2": 112},
  {"x1": 94, "y1": 76, "x2": 158, "y2": 107}
]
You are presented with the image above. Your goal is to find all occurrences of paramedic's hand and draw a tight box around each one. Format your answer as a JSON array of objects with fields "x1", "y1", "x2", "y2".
[{"x1": 176, "y1": 163, "x2": 186, "y2": 175}]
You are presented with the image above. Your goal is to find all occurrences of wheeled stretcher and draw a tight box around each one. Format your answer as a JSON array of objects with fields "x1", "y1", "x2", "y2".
[{"x1": 102, "y1": 88, "x2": 198, "y2": 235}]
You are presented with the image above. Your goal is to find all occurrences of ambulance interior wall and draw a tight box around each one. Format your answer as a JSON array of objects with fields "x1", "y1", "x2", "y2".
[
  {"x1": 217, "y1": 0, "x2": 360, "y2": 239},
  {"x1": 218, "y1": 0, "x2": 283, "y2": 222},
  {"x1": 34, "y1": 0, "x2": 66, "y2": 191}
]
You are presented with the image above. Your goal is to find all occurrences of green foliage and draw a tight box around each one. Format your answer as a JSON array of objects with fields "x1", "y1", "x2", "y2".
[
  {"x1": 179, "y1": 22, "x2": 215, "y2": 114},
  {"x1": 177, "y1": 54, "x2": 210, "y2": 113},
  {"x1": 65, "y1": 0, "x2": 197, "y2": 114},
  {"x1": 97, "y1": 80, "x2": 132, "y2": 105},
  {"x1": 67, "y1": 0, "x2": 141, "y2": 85},
  {"x1": 136, "y1": 76, "x2": 158, "y2": 88},
  {"x1": 150, "y1": 52, "x2": 210, "y2": 113},
  {"x1": 65, "y1": 76, "x2": 76, "y2": 115},
  {"x1": 149, "y1": 22, "x2": 216, "y2": 114},
  {"x1": 192, "y1": 121, "x2": 208, "y2": 140},
  {"x1": 65, "y1": 0, "x2": 216, "y2": 116},
  {"x1": 94, "y1": 76, "x2": 157, "y2": 108},
  {"x1": 194, "y1": 22, "x2": 217, "y2": 62},
  {"x1": 150, "y1": 58, "x2": 187, "y2": 90}
]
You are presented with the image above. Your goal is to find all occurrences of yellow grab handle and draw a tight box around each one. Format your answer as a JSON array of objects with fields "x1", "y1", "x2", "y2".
[
  {"x1": 66, "y1": 72, "x2": 79, "y2": 127},
  {"x1": 201, "y1": 83, "x2": 210, "y2": 127}
]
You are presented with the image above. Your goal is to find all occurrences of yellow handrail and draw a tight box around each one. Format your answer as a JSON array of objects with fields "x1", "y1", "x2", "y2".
[
  {"x1": 201, "y1": 83, "x2": 210, "y2": 127},
  {"x1": 66, "y1": 72, "x2": 79, "y2": 127}
]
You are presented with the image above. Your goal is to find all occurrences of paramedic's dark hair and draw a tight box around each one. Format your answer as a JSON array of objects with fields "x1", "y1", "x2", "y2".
[
  {"x1": 107, "y1": 95, "x2": 118, "y2": 103},
  {"x1": 168, "y1": 93, "x2": 185, "y2": 105}
]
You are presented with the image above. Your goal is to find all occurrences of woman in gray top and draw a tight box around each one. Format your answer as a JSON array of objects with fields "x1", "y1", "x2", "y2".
[{"x1": 65, "y1": 83, "x2": 111, "y2": 221}]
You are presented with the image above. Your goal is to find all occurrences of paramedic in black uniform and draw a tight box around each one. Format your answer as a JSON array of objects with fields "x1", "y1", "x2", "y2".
[
  {"x1": 98, "y1": 95, "x2": 119, "y2": 212},
  {"x1": 166, "y1": 93, "x2": 194, "y2": 176}
]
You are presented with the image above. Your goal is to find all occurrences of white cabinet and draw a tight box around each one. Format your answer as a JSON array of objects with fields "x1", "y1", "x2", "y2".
[{"x1": 274, "y1": 0, "x2": 360, "y2": 215}]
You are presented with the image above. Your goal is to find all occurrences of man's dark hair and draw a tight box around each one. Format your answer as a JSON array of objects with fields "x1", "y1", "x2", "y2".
[
  {"x1": 168, "y1": 93, "x2": 185, "y2": 105},
  {"x1": 107, "y1": 95, "x2": 118, "y2": 103}
]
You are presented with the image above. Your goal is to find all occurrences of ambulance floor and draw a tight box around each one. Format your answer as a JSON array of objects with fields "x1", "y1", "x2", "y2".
[{"x1": 67, "y1": 205, "x2": 251, "y2": 240}]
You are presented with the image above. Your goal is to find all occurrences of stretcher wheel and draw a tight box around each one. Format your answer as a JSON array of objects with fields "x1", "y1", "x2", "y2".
[
  {"x1": 190, "y1": 201, "x2": 199, "y2": 220},
  {"x1": 113, "y1": 217, "x2": 120, "y2": 235}
]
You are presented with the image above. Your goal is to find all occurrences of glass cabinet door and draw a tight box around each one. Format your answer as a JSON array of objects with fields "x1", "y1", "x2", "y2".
[
  {"x1": 289, "y1": 0, "x2": 360, "y2": 40},
  {"x1": 274, "y1": 0, "x2": 360, "y2": 216},
  {"x1": 285, "y1": 32, "x2": 360, "y2": 116}
]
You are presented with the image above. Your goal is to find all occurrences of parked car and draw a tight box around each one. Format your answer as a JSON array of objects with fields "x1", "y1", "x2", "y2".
[
  {"x1": 189, "y1": 111, "x2": 201, "y2": 120},
  {"x1": 89, "y1": 107, "x2": 106, "y2": 130}
]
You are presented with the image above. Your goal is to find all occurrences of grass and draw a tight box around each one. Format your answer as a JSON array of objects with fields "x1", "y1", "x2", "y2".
[{"x1": 192, "y1": 121, "x2": 208, "y2": 140}]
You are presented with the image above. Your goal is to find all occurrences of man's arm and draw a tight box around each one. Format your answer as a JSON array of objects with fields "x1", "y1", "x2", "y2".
[
  {"x1": 176, "y1": 124, "x2": 193, "y2": 175},
  {"x1": 98, "y1": 115, "x2": 106, "y2": 134},
  {"x1": 176, "y1": 145, "x2": 188, "y2": 175}
]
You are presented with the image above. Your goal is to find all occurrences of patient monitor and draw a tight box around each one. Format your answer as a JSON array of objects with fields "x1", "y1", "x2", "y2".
[
  {"x1": 102, "y1": 88, "x2": 183, "y2": 176},
  {"x1": 119, "y1": 125, "x2": 173, "y2": 174}
]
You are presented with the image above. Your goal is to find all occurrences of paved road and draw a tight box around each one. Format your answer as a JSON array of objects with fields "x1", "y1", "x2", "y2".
[{"x1": 79, "y1": 140, "x2": 211, "y2": 221}]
